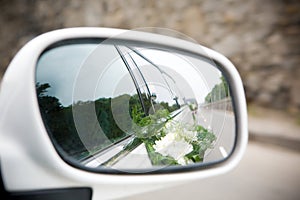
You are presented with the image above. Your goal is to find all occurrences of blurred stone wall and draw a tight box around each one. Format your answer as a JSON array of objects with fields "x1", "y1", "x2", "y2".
[{"x1": 0, "y1": 0, "x2": 299, "y2": 113}]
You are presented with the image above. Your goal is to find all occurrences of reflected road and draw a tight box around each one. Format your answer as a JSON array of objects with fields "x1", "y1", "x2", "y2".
[{"x1": 83, "y1": 106, "x2": 235, "y2": 169}]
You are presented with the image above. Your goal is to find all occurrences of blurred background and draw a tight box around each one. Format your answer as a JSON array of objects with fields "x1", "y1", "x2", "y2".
[
  {"x1": 1, "y1": 0, "x2": 300, "y2": 115},
  {"x1": 0, "y1": 0, "x2": 299, "y2": 199}
]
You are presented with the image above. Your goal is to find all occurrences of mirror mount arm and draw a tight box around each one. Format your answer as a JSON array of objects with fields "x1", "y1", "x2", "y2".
[
  {"x1": 126, "y1": 49, "x2": 152, "y2": 98},
  {"x1": 127, "y1": 46, "x2": 177, "y2": 101},
  {"x1": 114, "y1": 45, "x2": 147, "y2": 115}
]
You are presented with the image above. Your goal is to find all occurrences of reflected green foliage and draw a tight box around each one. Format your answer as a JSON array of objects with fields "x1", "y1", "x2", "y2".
[
  {"x1": 98, "y1": 97, "x2": 181, "y2": 166},
  {"x1": 36, "y1": 83, "x2": 181, "y2": 161},
  {"x1": 129, "y1": 106, "x2": 216, "y2": 166},
  {"x1": 205, "y1": 76, "x2": 229, "y2": 103},
  {"x1": 37, "y1": 83, "x2": 130, "y2": 160},
  {"x1": 159, "y1": 101, "x2": 180, "y2": 113},
  {"x1": 132, "y1": 107, "x2": 178, "y2": 165},
  {"x1": 185, "y1": 125, "x2": 216, "y2": 162},
  {"x1": 132, "y1": 105, "x2": 170, "y2": 138},
  {"x1": 37, "y1": 83, "x2": 86, "y2": 159}
]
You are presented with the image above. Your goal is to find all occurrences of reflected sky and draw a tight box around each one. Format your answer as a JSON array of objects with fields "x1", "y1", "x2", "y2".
[
  {"x1": 37, "y1": 44, "x2": 97, "y2": 106},
  {"x1": 37, "y1": 42, "x2": 223, "y2": 107}
]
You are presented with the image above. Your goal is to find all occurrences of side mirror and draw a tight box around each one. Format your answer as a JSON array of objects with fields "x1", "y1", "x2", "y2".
[{"x1": 0, "y1": 28, "x2": 248, "y2": 199}]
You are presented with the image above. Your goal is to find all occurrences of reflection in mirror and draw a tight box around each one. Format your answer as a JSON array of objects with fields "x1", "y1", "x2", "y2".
[{"x1": 36, "y1": 39, "x2": 235, "y2": 173}]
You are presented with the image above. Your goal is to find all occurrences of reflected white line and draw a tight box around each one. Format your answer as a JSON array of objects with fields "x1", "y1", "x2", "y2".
[{"x1": 219, "y1": 146, "x2": 228, "y2": 158}]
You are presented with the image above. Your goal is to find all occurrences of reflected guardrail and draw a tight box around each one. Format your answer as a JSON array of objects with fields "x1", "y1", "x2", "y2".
[{"x1": 200, "y1": 97, "x2": 233, "y2": 111}]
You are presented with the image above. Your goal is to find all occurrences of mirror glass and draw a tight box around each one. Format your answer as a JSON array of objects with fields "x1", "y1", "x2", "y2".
[{"x1": 36, "y1": 39, "x2": 235, "y2": 173}]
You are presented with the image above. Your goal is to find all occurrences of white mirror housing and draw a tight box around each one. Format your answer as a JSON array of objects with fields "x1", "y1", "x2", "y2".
[{"x1": 0, "y1": 28, "x2": 248, "y2": 199}]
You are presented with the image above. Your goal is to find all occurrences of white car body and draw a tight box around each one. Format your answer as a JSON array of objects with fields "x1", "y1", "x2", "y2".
[{"x1": 0, "y1": 28, "x2": 248, "y2": 199}]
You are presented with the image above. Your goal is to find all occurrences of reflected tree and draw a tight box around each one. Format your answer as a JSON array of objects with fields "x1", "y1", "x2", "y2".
[
  {"x1": 36, "y1": 83, "x2": 87, "y2": 159},
  {"x1": 37, "y1": 83, "x2": 183, "y2": 162}
]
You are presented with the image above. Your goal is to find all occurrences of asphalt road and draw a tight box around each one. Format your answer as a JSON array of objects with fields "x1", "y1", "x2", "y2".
[
  {"x1": 192, "y1": 108, "x2": 235, "y2": 162},
  {"x1": 120, "y1": 141, "x2": 300, "y2": 200}
]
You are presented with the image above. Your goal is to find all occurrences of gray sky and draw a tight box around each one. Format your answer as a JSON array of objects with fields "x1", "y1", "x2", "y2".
[{"x1": 36, "y1": 43, "x2": 222, "y2": 106}]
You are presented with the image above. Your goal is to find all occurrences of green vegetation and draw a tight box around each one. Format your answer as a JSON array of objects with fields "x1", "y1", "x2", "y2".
[
  {"x1": 132, "y1": 105, "x2": 170, "y2": 138},
  {"x1": 127, "y1": 105, "x2": 216, "y2": 166},
  {"x1": 36, "y1": 83, "x2": 180, "y2": 161},
  {"x1": 187, "y1": 125, "x2": 216, "y2": 161},
  {"x1": 37, "y1": 83, "x2": 132, "y2": 160},
  {"x1": 37, "y1": 82, "x2": 215, "y2": 166},
  {"x1": 101, "y1": 106, "x2": 175, "y2": 167},
  {"x1": 131, "y1": 106, "x2": 178, "y2": 165}
]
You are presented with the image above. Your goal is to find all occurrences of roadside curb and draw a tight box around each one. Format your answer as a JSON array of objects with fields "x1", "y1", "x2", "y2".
[
  {"x1": 249, "y1": 131, "x2": 300, "y2": 152},
  {"x1": 248, "y1": 115, "x2": 300, "y2": 152}
]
